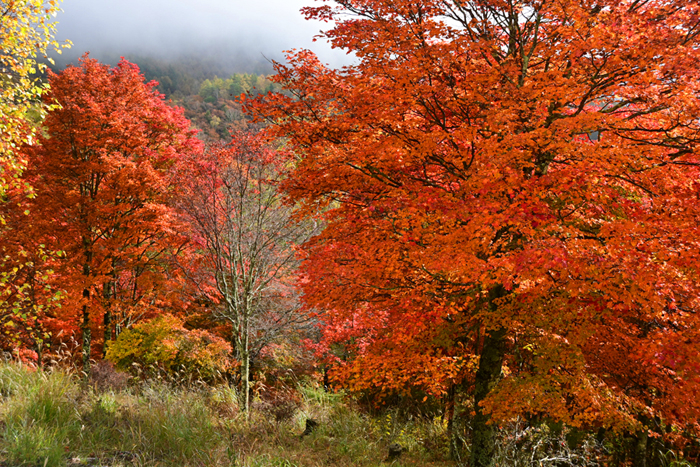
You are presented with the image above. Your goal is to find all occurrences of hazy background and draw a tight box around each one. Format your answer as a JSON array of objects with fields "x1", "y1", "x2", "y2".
[{"x1": 52, "y1": 0, "x2": 351, "y2": 73}]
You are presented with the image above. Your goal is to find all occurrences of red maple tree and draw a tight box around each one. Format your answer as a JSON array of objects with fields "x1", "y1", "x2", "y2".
[
  {"x1": 20, "y1": 54, "x2": 201, "y2": 371},
  {"x1": 0, "y1": 188, "x2": 61, "y2": 364},
  {"x1": 250, "y1": 0, "x2": 700, "y2": 464}
]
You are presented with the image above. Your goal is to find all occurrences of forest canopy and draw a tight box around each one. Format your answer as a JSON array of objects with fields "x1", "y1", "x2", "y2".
[{"x1": 1, "y1": 1, "x2": 700, "y2": 466}]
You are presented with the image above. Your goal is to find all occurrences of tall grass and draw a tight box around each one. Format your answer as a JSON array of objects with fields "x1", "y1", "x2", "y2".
[
  {"x1": 5, "y1": 361, "x2": 615, "y2": 467},
  {"x1": 0, "y1": 364, "x2": 80, "y2": 467},
  {"x1": 0, "y1": 362, "x2": 225, "y2": 466},
  {"x1": 0, "y1": 362, "x2": 453, "y2": 466},
  {"x1": 1, "y1": 361, "x2": 694, "y2": 467},
  {"x1": 77, "y1": 384, "x2": 221, "y2": 465}
]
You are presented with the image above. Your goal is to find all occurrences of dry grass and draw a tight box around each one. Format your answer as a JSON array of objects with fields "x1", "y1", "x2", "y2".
[
  {"x1": 1, "y1": 361, "x2": 631, "y2": 466},
  {"x1": 0, "y1": 362, "x2": 455, "y2": 467}
]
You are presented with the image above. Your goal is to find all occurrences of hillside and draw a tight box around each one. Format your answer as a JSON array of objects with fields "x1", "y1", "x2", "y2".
[{"x1": 50, "y1": 54, "x2": 281, "y2": 141}]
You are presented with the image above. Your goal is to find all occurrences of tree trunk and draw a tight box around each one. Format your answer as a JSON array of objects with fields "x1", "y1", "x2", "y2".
[
  {"x1": 36, "y1": 340, "x2": 43, "y2": 369},
  {"x1": 81, "y1": 250, "x2": 92, "y2": 375},
  {"x1": 241, "y1": 330, "x2": 250, "y2": 416},
  {"x1": 102, "y1": 279, "x2": 114, "y2": 356},
  {"x1": 80, "y1": 238, "x2": 94, "y2": 376},
  {"x1": 234, "y1": 319, "x2": 251, "y2": 417},
  {"x1": 81, "y1": 292, "x2": 91, "y2": 374},
  {"x1": 103, "y1": 308, "x2": 111, "y2": 354},
  {"x1": 445, "y1": 382, "x2": 457, "y2": 460},
  {"x1": 471, "y1": 285, "x2": 508, "y2": 467},
  {"x1": 115, "y1": 312, "x2": 122, "y2": 339},
  {"x1": 634, "y1": 427, "x2": 649, "y2": 467}
]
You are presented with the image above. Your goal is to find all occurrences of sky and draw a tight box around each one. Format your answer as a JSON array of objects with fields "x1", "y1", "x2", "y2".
[{"x1": 53, "y1": 0, "x2": 351, "y2": 71}]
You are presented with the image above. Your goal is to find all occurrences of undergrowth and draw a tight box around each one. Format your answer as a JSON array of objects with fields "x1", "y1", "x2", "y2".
[
  {"x1": 0, "y1": 362, "x2": 689, "y2": 466},
  {"x1": 0, "y1": 362, "x2": 452, "y2": 466}
]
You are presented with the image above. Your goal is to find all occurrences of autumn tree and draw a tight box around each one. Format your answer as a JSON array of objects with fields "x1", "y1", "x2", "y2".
[
  {"x1": 176, "y1": 130, "x2": 317, "y2": 414},
  {"x1": 22, "y1": 55, "x2": 201, "y2": 372},
  {"x1": 0, "y1": 1, "x2": 68, "y2": 353},
  {"x1": 0, "y1": 0, "x2": 67, "y2": 200},
  {"x1": 250, "y1": 0, "x2": 700, "y2": 465},
  {"x1": 0, "y1": 209, "x2": 61, "y2": 364}
]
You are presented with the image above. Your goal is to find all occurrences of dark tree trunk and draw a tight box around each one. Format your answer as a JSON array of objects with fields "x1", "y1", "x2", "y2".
[
  {"x1": 634, "y1": 419, "x2": 649, "y2": 467},
  {"x1": 102, "y1": 279, "x2": 114, "y2": 356},
  {"x1": 81, "y1": 249, "x2": 92, "y2": 375},
  {"x1": 80, "y1": 241, "x2": 92, "y2": 378},
  {"x1": 471, "y1": 285, "x2": 508, "y2": 467},
  {"x1": 81, "y1": 290, "x2": 91, "y2": 374},
  {"x1": 103, "y1": 308, "x2": 111, "y2": 354},
  {"x1": 445, "y1": 382, "x2": 457, "y2": 460}
]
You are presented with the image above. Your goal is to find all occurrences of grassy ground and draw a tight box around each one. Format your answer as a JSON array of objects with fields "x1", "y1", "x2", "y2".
[
  {"x1": 0, "y1": 362, "x2": 456, "y2": 467},
  {"x1": 4, "y1": 361, "x2": 688, "y2": 467}
]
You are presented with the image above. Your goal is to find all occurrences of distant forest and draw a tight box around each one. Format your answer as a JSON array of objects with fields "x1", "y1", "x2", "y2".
[{"x1": 51, "y1": 53, "x2": 282, "y2": 140}]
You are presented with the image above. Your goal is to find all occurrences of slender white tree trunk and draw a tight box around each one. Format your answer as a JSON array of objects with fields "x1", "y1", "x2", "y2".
[{"x1": 242, "y1": 320, "x2": 250, "y2": 417}]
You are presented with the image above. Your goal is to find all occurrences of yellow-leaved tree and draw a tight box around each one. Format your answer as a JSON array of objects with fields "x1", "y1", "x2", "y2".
[{"x1": 0, "y1": 0, "x2": 66, "y2": 202}]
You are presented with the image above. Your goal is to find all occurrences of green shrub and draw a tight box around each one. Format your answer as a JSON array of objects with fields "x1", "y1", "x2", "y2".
[{"x1": 105, "y1": 314, "x2": 232, "y2": 382}]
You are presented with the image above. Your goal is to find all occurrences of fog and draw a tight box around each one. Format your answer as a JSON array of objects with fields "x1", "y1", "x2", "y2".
[{"x1": 53, "y1": 0, "x2": 352, "y2": 72}]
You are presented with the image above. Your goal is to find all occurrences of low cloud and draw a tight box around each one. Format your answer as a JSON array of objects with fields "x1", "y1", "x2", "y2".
[{"x1": 54, "y1": 0, "x2": 352, "y2": 71}]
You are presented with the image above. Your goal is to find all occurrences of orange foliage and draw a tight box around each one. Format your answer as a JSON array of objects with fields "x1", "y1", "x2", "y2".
[
  {"x1": 16, "y1": 54, "x2": 202, "y2": 365},
  {"x1": 251, "y1": 0, "x2": 700, "y2": 449}
]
